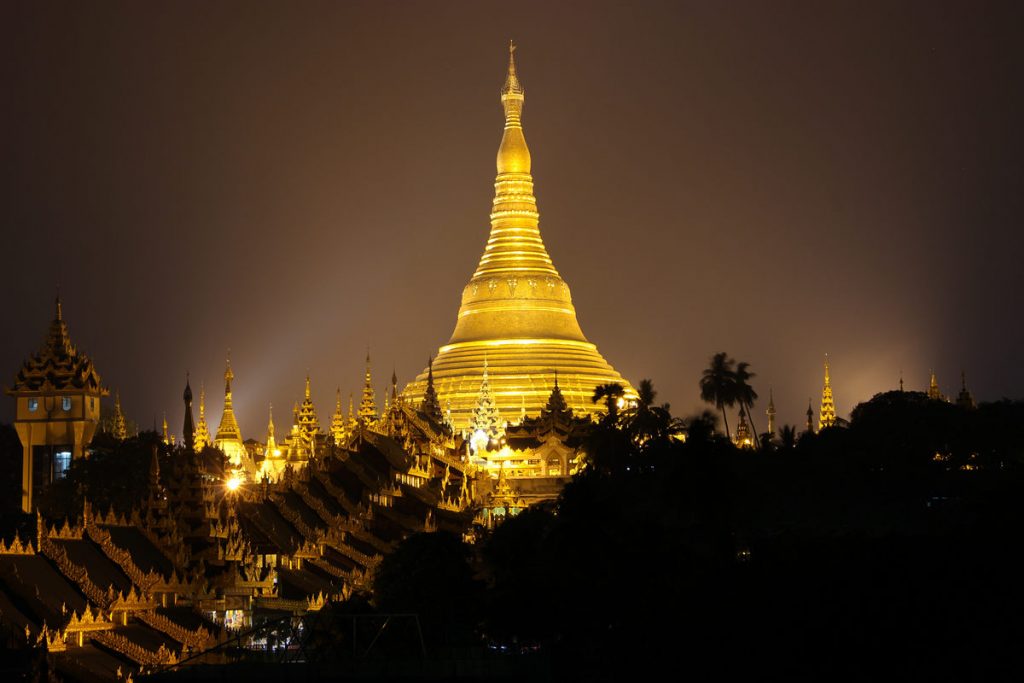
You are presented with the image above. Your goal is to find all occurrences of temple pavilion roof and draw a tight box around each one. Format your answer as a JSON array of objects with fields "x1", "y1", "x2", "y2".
[{"x1": 9, "y1": 298, "x2": 106, "y2": 394}]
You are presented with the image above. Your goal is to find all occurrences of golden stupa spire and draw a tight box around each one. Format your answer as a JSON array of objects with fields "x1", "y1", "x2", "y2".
[
  {"x1": 819, "y1": 354, "x2": 836, "y2": 430},
  {"x1": 296, "y1": 374, "x2": 319, "y2": 442},
  {"x1": 403, "y1": 44, "x2": 634, "y2": 426},
  {"x1": 214, "y1": 353, "x2": 244, "y2": 464},
  {"x1": 112, "y1": 390, "x2": 128, "y2": 441},
  {"x1": 358, "y1": 352, "x2": 377, "y2": 422},
  {"x1": 331, "y1": 388, "x2": 346, "y2": 445},
  {"x1": 194, "y1": 383, "x2": 210, "y2": 451},
  {"x1": 264, "y1": 403, "x2": 280, "y2": 463},
  {"x1": 928, "y1": 370, "x2": 945, "y2": 401}
]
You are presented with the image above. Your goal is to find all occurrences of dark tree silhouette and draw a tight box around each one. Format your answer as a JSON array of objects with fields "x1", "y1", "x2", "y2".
[
  {"x1": 734, "y1": 361, "x2": 760, "y2": 449},
  {"x1": 591, "y1": 382, "x2": 625, "y2": 423},
  {"x1": 700, "y1": 352, "x2": 737, "y2": 439}
]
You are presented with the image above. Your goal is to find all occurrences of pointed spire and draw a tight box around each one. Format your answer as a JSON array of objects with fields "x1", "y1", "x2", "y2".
[
  {"x1": 805, "y1": 399, "x2": 815, "y2": 435},
  {"x1": 224, "y1": 352, "x2": 234, "y2": 397},
  {"x1": 359, "y1": 352, "x2": 377, "y2": 422},
  {"x1": 194, "y1": 383, "x2": 210, "y2": 452},
  {"x1": 214, "y1": 354, "x2": 244, "y2": 464},
  {"x1": 766, "y1": 387, "x2": 776, "y2": 437},
  {"x1": 296, "y1": 374, "x2": 319, "y2": 443},
  {"x1": 112, "y1": 391, "x2": 128, "y2": 441},
  {"x1": 956, "y1": 370, "x2": 976, "y2": 410},
  {"x1": 469, "y1": 358, "x2": 504, "y2": 449},
  {"x1": 927, "y1": 371, "x2": 945, "y2": 401},
  {"x1": 162, "y1": 413, "x2": 170, "y2": 445},
  {"x1": 331, "y1": 388, "x2": 346, "y2": 445},
  {"x1": 502, "y1": 40, "x2": 523, "y2": 98},
  {"x1": 899, "y1": 369, "x2": 904, "y2": 392},
  {"x1": 497, "y1": 42, "x2": 530, "y2": 174},
  {"x1": 55, "y1": 291, "x2": 63, "y2": 321},
  {"x1": 182, "y1": 372, "x2": 195, "y2": 451},
  {"x1": 819, "y1": 354, "x2": 836, "y2": 430},
  {"x1": 421, "y1": 355, "x2": 443, "y2": 423}
]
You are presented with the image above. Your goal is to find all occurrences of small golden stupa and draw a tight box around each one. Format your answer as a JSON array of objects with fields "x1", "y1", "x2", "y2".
[{"x1": 404, "y1": 43, "x2": 634, "y2": 428}]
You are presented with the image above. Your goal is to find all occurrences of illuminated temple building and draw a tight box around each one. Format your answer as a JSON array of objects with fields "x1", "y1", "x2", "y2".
[
  {"x1": 6, "y1": 297, "x2": 108, "y2": 513},
  {"x1": 0, "y1": 46, "x2": 633, "y2": 679},
  {"x1": 402, "y1": 43, "x2": 634, "y2": 427}
]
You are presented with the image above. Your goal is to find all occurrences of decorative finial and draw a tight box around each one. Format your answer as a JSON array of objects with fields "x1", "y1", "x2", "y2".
[
  {"x1": 305, "y1": 374, "x2": 311, "y2": 399},
  {"x1": 55, "y1": 290, "x2": 63, "y2": 321},
  {"x1": 501, "y1": 40, "x2": 524, "y2": 98}
]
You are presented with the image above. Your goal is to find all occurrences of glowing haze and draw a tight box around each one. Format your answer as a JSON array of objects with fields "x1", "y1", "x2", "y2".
[{"x1": 3, "y1": 1, "x2": 1022, "y2": 435}]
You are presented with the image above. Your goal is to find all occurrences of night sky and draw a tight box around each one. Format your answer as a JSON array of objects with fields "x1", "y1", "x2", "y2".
[{"x1": 3, "y1": 1, "x2": 1022, "y2": 435}]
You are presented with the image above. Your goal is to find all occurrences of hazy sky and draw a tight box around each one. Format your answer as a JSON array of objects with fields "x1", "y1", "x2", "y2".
[{"x1": 3, "y1": 1, "x2": 1022, "y2": 436}]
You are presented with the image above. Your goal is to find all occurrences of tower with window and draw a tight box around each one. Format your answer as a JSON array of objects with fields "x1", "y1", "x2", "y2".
[{"x1": 6, "y1": 297, "x2": 108, "y2": 512}]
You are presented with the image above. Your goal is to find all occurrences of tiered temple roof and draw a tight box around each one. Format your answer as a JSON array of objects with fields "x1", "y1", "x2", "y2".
[{"x1": 9, "y1": 297, "x2": 106, "y2": 395}]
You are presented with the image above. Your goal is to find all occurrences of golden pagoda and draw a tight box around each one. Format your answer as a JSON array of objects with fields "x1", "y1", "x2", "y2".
[
  {"x1": 818, "y1": 355, "x2": 836, "y2": 430},
  {"x1": 193, "y1": 384, "x2": 211, "y2": 451},
  {"x1": 112, "y1": 391, "x2": 128, "y2": 441},
  {"x1": 296, "y1": 375, "x2": 319, "y2": 444},
  {"x1": 403, "y1": 43, "x2": 634, "y2": 428},
  {"x1": 213, "y1": 357, "x2": 245, "y2": 467}
]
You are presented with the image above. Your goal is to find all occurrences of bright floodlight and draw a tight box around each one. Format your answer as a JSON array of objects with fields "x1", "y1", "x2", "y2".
[{"x1": 226, "y1": 475, "x2": 242, "y2": 492}]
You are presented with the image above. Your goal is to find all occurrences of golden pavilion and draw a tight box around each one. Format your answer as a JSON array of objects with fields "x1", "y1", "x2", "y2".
[{"x1": 403, "y1": 43, "x2": 635, "y2": 428}]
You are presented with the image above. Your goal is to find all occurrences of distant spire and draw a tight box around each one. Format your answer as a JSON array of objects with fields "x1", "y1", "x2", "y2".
[
  {"x1": 818, "y1": 354, "x2": 836, "y2": 430},
  {"x1": 296, "y1": 375, "x2": 319, "y2": 444},
  {"x1": 112, "y1": 391, "x2": 128, "y2": 441},
  {"x1": 421, "y1": 356, "x2": 443, "y2": 423},
  {"x1": 899, "y1": 369, "x2": 904, "y2": 392},
  {"x1": 766, "y1": 387, "x2": 776, "y2": 436},
  {"x1": 162, "y1": 413, "x2": 170, "y2": 445},
  {"x1": 359, "y1": 352, "x2": 377, "y2": 422},
  {"x1": 55, "y1": 292, "x2": 63, "y2": 321},
  {"x1": 214, "y1": 354, "x2": 244, "y2": 463},
  {"x1": 182, "y1": 373, "x2": 195, "y2": 451},
  {"x1": 330, "y1": 388, "x2": 346, "y2": 446},
  {"x1": 224, "y1": 352, "x2": 234, "y2": 396},
  {"x1": 194, "y1": 383, "x2": 210, "y2": 452},
  {"x1": 927, "y1": 371, "x2": 945, "y2": 401},
  {"x1": 805, "y1": 399, "x2": 815, "y2": 435},
  {"x1": 266, "y1": 404, "x2": 279, "y2": 459},
  {"x1": 956, "y1": 370, "x2": 976, "y2": 410}
]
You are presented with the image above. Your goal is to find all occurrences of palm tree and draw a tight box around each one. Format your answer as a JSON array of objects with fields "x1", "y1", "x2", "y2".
[
  {"x1": 592, "y1": 383, "x2": 625, "y2": 423},
  {"x1": 778, "y1": 425, "x2": 798, "y2": 450},
  {"x1": 733, "y1": 361, "x2": 760, "y2": 449},
  {"x1": 624, "y1": 379, "x2": 684, "y2": 446},
  {"x1": 700, "y1": 352, "x2": 737, "y2": 439}
]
